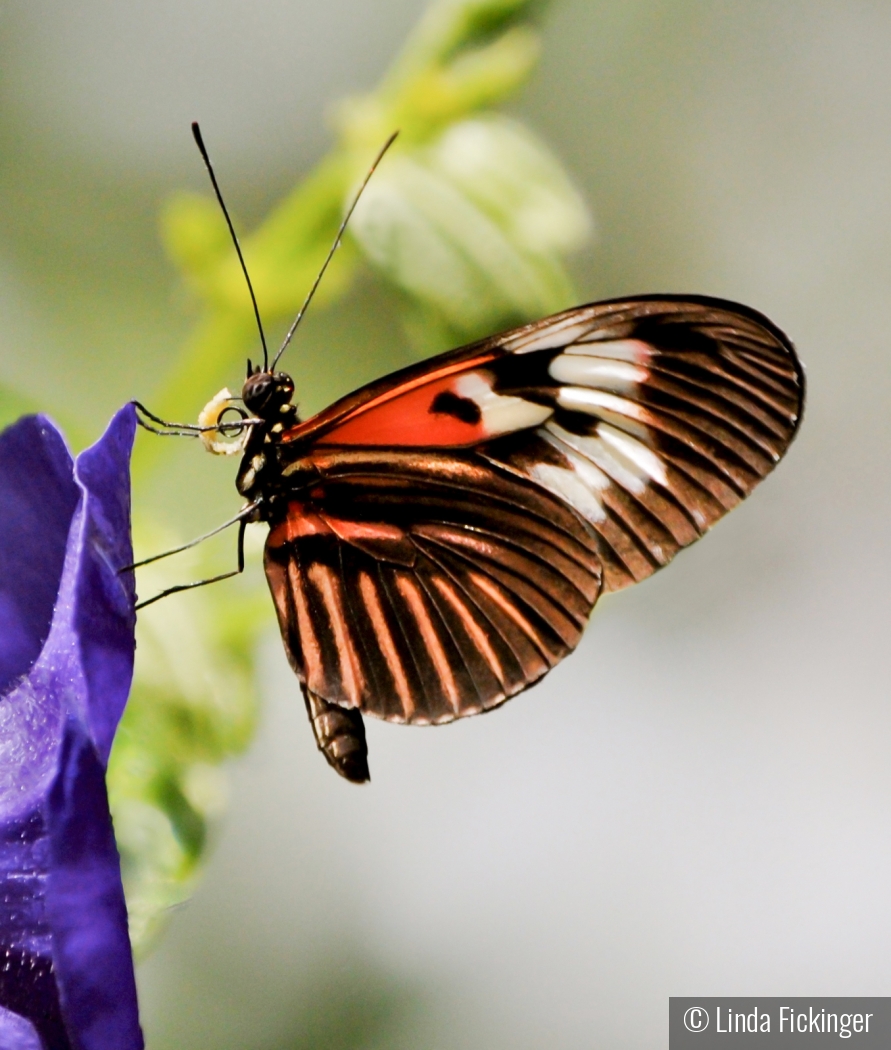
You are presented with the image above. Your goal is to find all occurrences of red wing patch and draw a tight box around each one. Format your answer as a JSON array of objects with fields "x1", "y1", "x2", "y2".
[
  {"x1": 280, "y1": 352, "x2": 499, "y2": 448},
  {"x1": 278, "y1": 349, "x2": 557, "y2": 449},
  {"x1": 317, "y1": 371, "x2": 491, "y2": 447},
  {"x1": 313, "y1": 368, "x2": 553, "y2": 448}
]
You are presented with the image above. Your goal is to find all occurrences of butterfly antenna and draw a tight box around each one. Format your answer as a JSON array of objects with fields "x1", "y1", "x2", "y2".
[
  {"x1": 192, "y1": 121, "x2": 269, "y2": 370},
  {"x1": 271, "y1": 130, "x2": 399, "y2": 372}
]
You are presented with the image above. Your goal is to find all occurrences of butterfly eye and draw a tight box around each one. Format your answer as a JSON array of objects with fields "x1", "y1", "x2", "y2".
[
  {"x1": 242, "y1": 372, "x2": 275, "y2": 413},
  {"x1": 242, "y1": 371, "x2": 295, "y2": 415}
]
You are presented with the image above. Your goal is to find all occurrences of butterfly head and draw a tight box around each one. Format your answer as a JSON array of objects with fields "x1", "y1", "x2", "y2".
[{"x1": 242, "y1": 362, "x2": 296, "y2": 420}]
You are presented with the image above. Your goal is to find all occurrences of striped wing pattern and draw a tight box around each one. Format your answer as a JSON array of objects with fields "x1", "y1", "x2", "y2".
[
  {"x1": 482, "y1": 297, "x2": 804, "y2": 592},
  {"x1": 264, "y1": 450, "x2": 602, "y2": 733},
  {"x1": 258, "y1": 296, "x2": 803, "y2": 780}
]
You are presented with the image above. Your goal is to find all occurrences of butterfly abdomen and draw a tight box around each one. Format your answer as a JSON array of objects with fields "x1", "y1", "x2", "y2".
[{"x1": 303, "y1": 688, "x2": 370, "y2": 783}]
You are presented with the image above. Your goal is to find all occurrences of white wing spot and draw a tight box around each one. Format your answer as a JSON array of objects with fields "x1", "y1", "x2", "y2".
[
  {"x1": 546, "y1": 422, "x2": 648, "y2": 496},
  {"x1": 528, "y1": 462, "x2": 608, "y2": 524},
  {"x1": 534, "y1": 428, "x2": 612, "y2": 523},
  {"x1": 556, "y1": 386, "x2": 647, "y2": 422},
  {"x1": 548, "y1": 354, "x2": 647, "y2": 392},
  {"x1": 454, "y1": 372, "x2": 552, "y2": 434},
  {"x1": 596, "y1": 423, "x2": 668, "y2": 485}
]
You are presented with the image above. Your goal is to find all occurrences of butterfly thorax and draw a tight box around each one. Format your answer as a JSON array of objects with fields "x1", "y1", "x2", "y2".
[{"x1": 235, "y1": 369, "x2": 301, "y2": 509}]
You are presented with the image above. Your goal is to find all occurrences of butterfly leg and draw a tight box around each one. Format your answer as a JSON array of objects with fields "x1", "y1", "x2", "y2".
[
  {"x1": 132, "y1": 400, "x2": 256, "y2": 439},
  {"x1": 132, "y1": 400, "x2": 204, "y2": 438},
  {"x1": 133, "y1": 518, "x2": 249, "y2": 610},
  {"x1": 123, "y1": 501, "x2": 260, "y2": 573},
  {"x1": 303, "y1": 688, "x2": 370, "y2": 784}
]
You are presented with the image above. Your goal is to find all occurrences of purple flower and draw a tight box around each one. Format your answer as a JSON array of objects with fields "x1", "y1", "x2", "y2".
[{"x1": 0, "y1": 406, "x2": 142, "y2": 1050}]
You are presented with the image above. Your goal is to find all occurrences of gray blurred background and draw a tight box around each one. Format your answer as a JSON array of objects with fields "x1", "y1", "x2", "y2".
[{"x1": 2, "y1": 1, "x2": 890, "y2": 1047}]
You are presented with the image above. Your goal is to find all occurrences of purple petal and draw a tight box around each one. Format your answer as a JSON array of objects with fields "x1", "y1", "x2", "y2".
[
  {"x1": 47, "y1": 722, "x2": 143, "y2": 1050},
  {"x1": 0, "y1": 1006, "x2": 44, "y2": 1050},
  {"x1": 0, "y1": 406, "x2": 138, "y2": 821},
  {"x1": 70, "y1": 405, "x2": 137, "y2": 765},
  {"x1": 0, "y1": 406, "x2": 141, "y2": 1049},
  {"x1": 0, "y1": 417, "x2": 79, "y2": 694},
  {"x1": 0, "y1": 811, "x2": 70, "y2": 1048}
]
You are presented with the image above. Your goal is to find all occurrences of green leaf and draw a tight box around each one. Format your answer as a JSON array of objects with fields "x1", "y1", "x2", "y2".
[
  {"x1": 349, "y1": 115, "x2": 588, "y2": 347},
  {"x1": 433, "y1": 116, "x2": 591, "y2": 255},
  {"x1": 381, "y1": 0, "x2": 545, "y2": 91}
]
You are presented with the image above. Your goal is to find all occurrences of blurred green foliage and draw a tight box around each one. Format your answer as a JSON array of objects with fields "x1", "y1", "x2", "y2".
[
  {"x1": 0, "y1": 381, "x2": 38, "y2": 430},
  {"x1": 87, "y1": 0, "x2": 592, "y2": 957},
  {"x1": 147, "y1": 0, "x2": 587, "y2": 434},
  {"x1": 107, "y1": 523, "x2": 269, "y2": 949}
]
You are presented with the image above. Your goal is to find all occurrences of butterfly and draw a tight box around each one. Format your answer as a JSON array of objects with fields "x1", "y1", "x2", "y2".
[
  {"x1": 228, "y1": 294, "x2": 804, "y2": 783},
  {"x1": 134, "y1": 128, "x2": 804, "y2": 784}
]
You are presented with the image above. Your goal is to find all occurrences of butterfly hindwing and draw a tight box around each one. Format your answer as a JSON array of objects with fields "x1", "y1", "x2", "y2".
[{"x1": 264, "y1": 449, "x2": 603, "y2": 729}]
